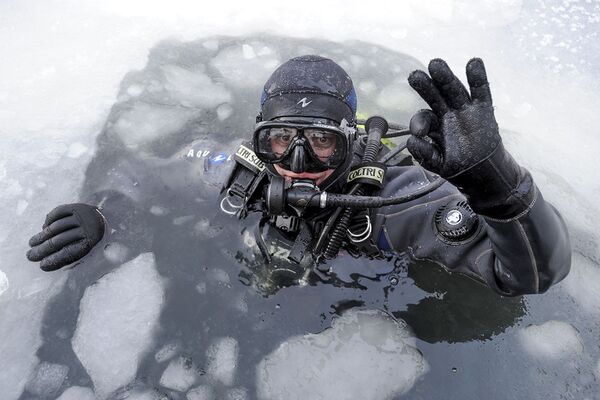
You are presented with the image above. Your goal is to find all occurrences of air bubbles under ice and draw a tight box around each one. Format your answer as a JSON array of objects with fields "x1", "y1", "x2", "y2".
[
  {"x1": 256, "y1": 309, "x2": 428, "y2": 400},
  {"x1": 55, "y1": 386, "x2": 96, "y2": 400},
  {"x1": 206, "y1": 337, "x2": 239, "y2": 386},
  {"x1": 518, "y1": 320, "x2": 584, "y2": 360},
  {"x1": 25, "y1": 362, "x2": 69, "y2": 397},
  {"x1": 160, "y1": 356, "x2": 199, "y2": 392},
  {"x1": 16, "y1": 199, "x2": 28, "y2": 216},
  {"x1": 72, "y1": 253, "x2": 165, "y2": 398}
]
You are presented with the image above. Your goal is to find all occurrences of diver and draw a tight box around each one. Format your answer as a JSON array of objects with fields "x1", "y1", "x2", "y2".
[{"x1": 26, "y1": 55, "x2": 571, "y2": 296}]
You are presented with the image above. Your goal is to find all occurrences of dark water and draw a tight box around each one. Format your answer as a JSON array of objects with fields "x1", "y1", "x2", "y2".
[{"x1": 24, "y1": 36, "x2": 598, "y2": 400}]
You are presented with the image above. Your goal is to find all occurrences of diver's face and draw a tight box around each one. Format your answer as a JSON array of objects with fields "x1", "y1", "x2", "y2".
[{"x1": 274, "y1": 164, "x2": 334, "y2": 186}]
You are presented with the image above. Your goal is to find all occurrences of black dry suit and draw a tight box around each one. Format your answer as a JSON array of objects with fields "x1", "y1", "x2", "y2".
[{"x1": 227, "y1": 55, "x2": 571, "y2": 297}]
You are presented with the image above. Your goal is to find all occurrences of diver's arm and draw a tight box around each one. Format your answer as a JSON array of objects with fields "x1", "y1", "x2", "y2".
[
  {"x1": 26, "y1": 155, "x2": 153, "y2": 271},
  {"x1": 450, "y1": 152, "x2": 570, "y2": 295},
  {"x1": 402, "y1": 57, "x2": 571, "y2": 295}
]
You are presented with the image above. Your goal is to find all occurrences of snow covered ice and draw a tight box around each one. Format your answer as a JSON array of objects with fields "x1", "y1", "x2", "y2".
[
  {"x1": 256, "y1": 309, "x2": 428, "y2": 400},
  {"x1": 206, "y1": 337, "x2": 239, "y2": 386},
  {"x1": 518, "y1": 320, "x2": 584, "y2": 360},
  {"x1": 160, "y1": 356, "x2": 200, "y2": 392},
  {"x1": 72, "y1": 253, "x2": 165, "y2": 398}
]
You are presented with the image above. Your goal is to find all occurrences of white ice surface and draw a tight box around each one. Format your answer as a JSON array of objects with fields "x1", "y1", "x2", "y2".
[
  {"x1": 518, "y1": 320, "x2": 584, "y2": 360},
  {"x1": 256, "y1": 309, "x2": 428, "y2": 400},
  {"x1": 2, "y1": 1, "x2": 600, "y2": 399},
  {"x1": 206, "y1": 337, "x2": 239, "y2": 386},
  {"x1": 72, "y1": 253, "x2": 165, "y2": 398},
  {"x1": 25, "y1": 361, "x2": 69, "y2": 396},
  {"x1": 187, "y1": 385, "x2": 216, "y2": 400},
  {"x1": 160, "y1": 356, "x2": 199, "y2": 392},
  {"x1": 155, "y1": 342, "x2": 180, "y2": 363},
  {"x1": 561, "y1": 252, "x2": 600, "y2": 314},
  {"x1": 56, "y1": 386, "x2": 96, "y2": 400}
]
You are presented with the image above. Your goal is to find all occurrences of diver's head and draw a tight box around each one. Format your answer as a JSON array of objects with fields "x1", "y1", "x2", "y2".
[{"x1": 254, "y1": 55, "x2": 358, "y2": 190}]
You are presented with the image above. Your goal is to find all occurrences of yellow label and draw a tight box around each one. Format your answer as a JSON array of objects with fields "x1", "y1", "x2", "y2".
[
  {"x1": 347, "y1": 166, "x2": 385, "y2": 183},
  {"x1": 236, "y1": 145, "x2": 265, "y2": 171}
]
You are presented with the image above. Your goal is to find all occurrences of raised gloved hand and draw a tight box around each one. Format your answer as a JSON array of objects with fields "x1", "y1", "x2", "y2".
[
  {"x1": 406, "y1": 58, "x2": 535, "y2": 218},
  {"x1": 27, "y1": 203, "x2": 105, "y2": 271}
]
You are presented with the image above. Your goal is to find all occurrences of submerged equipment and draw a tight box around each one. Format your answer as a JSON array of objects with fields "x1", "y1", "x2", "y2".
[{"x1": 221, "y1": 115, "x2": 444, "y2": 266}]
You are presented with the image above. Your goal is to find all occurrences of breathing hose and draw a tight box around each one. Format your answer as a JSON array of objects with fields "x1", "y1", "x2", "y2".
[{"x1": 322, "y1": 116, "x2": 388, "y2": 259}]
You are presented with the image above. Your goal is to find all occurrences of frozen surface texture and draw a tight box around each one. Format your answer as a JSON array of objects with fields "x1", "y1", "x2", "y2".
[
  {"x1": 518, "y1": 320, "x2": 584, "y2": 360},
  {"x1": 71, "y1": 253, "x2": 164, "y2": 398},
  {"x1": 1, "y1": 1, "x2": 600, "y2": 398},
  {"x1": 256, "y1": 309, "x2": 428, "y2": 400}
]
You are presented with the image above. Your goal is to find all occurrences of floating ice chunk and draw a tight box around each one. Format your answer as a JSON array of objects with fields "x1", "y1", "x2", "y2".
[
  {"x1": 209, "y1": 269, "x2": 230, "y2": 285},
  {"x1": 149, "y1": 205, "x2": 169, "y2": 216},
  {"x1": 25, "y1": 362, "x2": 69, "y2": 396},
  {"x1": 206, "y1": 337, "x2": 239, "y2": 386},
  {"x1": 66, "y1": 142, "x2": 88, "y2": 158},
  {"x1": 155, "y1": 342, "x2": 180, "y2": 363},
  {"x1": 256, "y1": 309, "x2": 428, "y2": 400},
  {"x1": 55, "y1": 386, "x2": 96, "y2": 400},
  {"x1": 16, "y1": 199, "x2": 28, "y2": 215},
  {"x1": 160, "y1": 356, "x2": 198, "y2": 392},
  {"x1": 72, "y1": 253, "x2": 165, "y2": 398},
  {"x1": 211, "y1": 47, "x2": 279, "y2": 88},
  {"x1": 232, "y1": 293, "x2": 248, "y2": 313},
  {"x1": 161, "y1": 65, "x2": 231, "y2": 108},
  {"x1": 103, "y1": 242, "x2": 130, "y2": 264},
  {"x1": 187, "y1": 385, "x2": 215, "y2": 400},
  {"x1": 112, "y1": 103, "x2": 198, "y2": 151},
  {"x1": 0, "y1": 270, "x2": 8, "y2": 296},
  {"x1": 561, "y1": 253, "x2": 600, "y2": 314},
  {"x1": 518, "y1": 320, "x2": 584, "y2": 360},
  {"x1": 193, "y1": 218, "x2": 223, "y2": 239},
  {"x1": 196, "y1": 281, "x2": 207, "y2": 295},
  {"x1": 173, "y1": 215, "x2": 195, "y2": 226},
  {"x1": 226, "y1": 387, "x2": 248, "y2": 400},
  {"x1": 216, "y1": 104, "x2": 233, "y2": 121}
]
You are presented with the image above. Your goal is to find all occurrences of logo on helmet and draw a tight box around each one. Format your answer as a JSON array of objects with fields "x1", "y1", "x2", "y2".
[{"x1": 297, "y1": 97, "x2": 312, "y2": 108}]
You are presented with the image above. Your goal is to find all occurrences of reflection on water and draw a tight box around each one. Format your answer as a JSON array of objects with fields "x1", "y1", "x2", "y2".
[{"x1": 25, "y1": 36, "x2": 598, "y2": 400}]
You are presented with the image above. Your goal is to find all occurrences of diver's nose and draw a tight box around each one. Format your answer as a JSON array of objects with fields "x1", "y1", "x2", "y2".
[{"x1": 290, "y1": 145, "x2": 306, "y2": 173}]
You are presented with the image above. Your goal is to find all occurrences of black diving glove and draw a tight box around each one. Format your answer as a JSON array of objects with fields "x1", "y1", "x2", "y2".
[
  {"x1": 26, "y1": 203, "x2": 105, "y2": 271},
  {"x1": 406, "y1": 58, "x2": 535, "y2": 218}
]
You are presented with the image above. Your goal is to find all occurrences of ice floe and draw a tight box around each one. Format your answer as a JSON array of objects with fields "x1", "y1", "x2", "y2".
[
  {"x1": 71, "y1": 253, "x2": 165, "y2": 398},
  {"x1": 206, "y1": 337, "x2": 239, "y2": 386},
  {"x1": 256, "y1": 309, "x2": 428, "y2": 400},
  {"x1": 518, "y1": 320, "x2": 584, "y2": 360}
]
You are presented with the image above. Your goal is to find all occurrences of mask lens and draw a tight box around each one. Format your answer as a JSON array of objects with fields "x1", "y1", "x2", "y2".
[
  {"x1": 304, "y1": 129, "x2": 339, "y2": 162},
  {"x1": 256, "y1": 127, "x2": 299, "y2": 162},
  {"x1": 253, "y1": 122, "x2": 348, "y2": 171}
]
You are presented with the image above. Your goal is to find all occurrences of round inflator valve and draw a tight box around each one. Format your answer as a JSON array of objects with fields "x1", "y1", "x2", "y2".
[{"x1": 434, "y1": 200, "x2": 478, "y2": 241}]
